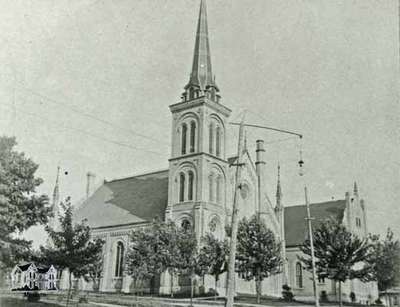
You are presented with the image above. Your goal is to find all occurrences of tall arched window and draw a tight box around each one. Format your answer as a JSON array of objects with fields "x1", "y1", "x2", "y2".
[
  {"x1": 295, "y1": 263, "x2": 303, "y2": 288},
  {"x1": 115, "y1": 242, "x2": 124, "y2": 277},
  {"x1": 216, "y1": 175, "x2": 222, "y2": 203},
  {"x1": 208, "y1": 175, "x2": 214, "y2": 202},
  {"x1": 188, "y1": 171, "x2": 194, "y2": 201},
  {"x1": 179, "y1": 172, "x2": 185, "y2": 202},
  {"x1": 216, "y1": 126, "x2": 221, "y2": 157},
  {"x1": 181, "y1": 219, "x2": 191, "y2": 232},
  {"x1": 209, "y1": 123, "x2": 214, "y2": 154},
  {"x1": 181, "y1": 123, "x2": 187, "y2": 155},
  {"x1": 190, "y1": 121, "x2": 196, "y2": 153}
]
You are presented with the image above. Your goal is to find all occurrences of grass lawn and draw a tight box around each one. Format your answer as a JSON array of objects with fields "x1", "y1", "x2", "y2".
[{"x1": 0, "y1": 296, "x2": 64, "y2": 307}]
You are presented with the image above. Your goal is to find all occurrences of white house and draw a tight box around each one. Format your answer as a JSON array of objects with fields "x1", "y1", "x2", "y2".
[{"x1": 11, "y1": 262, "x2": 57, "y2": 291}]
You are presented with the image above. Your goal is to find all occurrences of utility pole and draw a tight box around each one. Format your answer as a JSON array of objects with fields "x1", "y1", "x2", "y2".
[
  {"x1": 304, "y1": 186, "x2": 320, "y2": 307},
  {"x1": 225, "y1": 118, "x2": 246, "y2": 307}
]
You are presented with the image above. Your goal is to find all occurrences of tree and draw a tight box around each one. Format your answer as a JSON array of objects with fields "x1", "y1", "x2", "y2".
[
  {"x1": 40, "y1": 197, "x2": 104, "y2": 306},
  {"x1": 236, "y1": 215, "x2": 282, "y2": 303},
  {"x1": 126, "y1": 224, "x2": 163, "y2": 295},
  {"x1": 175, "y1": 225, "x2": 197, "y2": 305},
  {"x1": 85, "y1": 248, "x2": 103, "y2": 292},
  {"x1": 197, "y1": 233, "x2": 229, "y2": 300},
  {"x1": 0, "y1": 136, "x2": 50, "y2": 269},
  {"x1": 371, "y1": 228, "x2": 400, "y2": 304},
  {"x1": 299, "y1": 218, "x2": 375, "y2": 307}
]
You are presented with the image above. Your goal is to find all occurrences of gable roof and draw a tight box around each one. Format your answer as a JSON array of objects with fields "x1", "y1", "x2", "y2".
[
  {"x1": 17, "y1": 263, "x2": 35, "y2": 272},
  {"x1": 75, "y1": 170, "x2": 169, "y2": 229},
  {"x1": 284, "y1": 200, "x2": 346, "y2": 247}
]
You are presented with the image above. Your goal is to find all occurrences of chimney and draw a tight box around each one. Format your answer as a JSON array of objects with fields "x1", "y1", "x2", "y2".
[
  {"x1": 86, "y1": 172, "x2": 96, "y2": 199},
  {"x1": 255, "y1": 140, "x2": 266, "y2": 215}
]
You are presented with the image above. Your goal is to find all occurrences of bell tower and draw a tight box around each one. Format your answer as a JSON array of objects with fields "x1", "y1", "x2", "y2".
[{"x1": 166, "y1": 0, "x2": 231, "y2": 241}]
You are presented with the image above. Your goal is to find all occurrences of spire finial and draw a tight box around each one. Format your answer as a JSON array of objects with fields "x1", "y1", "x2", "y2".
[{"x1": 185, "y1": 0, "x2": 216, "y2": 92}]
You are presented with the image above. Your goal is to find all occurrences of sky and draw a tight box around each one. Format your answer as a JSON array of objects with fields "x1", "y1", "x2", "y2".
[{"x1": 0, "y1": 0, "x2": 398, "y2": 248}]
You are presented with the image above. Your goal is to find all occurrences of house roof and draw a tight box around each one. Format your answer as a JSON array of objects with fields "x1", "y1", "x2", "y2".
[
  {"x1": 75, "y1": 170, "x2": 169, "y2": 229},
  {"x1": 284, "y1": 200, "x2": 346, "y2": 247},
  {"x1": 17, "y1": 263, "x2": 34, "y2": 272},
  {"x1": 36, "y1": 265, "x2": 51, "y2": 273}
]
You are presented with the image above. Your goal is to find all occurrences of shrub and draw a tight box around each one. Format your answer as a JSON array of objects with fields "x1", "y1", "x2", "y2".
[
  {"x1": 375, "y1": 298, "x2": 383, "y2": 305},
  {"x1": 350, "y1": 291, "x2": 356, "y2": 303},
  {"x1": 27, "y1": 292, "x2": 40, "y2": 302},
  {"x1": 282, "y1": 284, "x2": 294, "y2": 302},
  {"x1": 320, "y1": 290, "x2": 328, "y2": 302}
]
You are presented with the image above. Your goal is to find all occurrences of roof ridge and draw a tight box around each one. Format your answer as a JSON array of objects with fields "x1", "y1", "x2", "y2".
[
  {"x1": 108, "y1": 169, "x2": 169, "y2": 183},
  {"x1": 287, "y1": 199, "x2": 346, "y2": 209}
]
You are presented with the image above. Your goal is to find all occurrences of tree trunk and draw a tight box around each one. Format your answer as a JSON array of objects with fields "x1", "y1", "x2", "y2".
[
  {"x1": 170, "y1": 271, "x2": 174, "y2": 298},
  {"x1": 215, "y1": 276, "x2": 218, "y2": 301},
  {"x1": 190, "y1": 273, "x2": 194, "y2": 307},
  {"x1": 66, "y1": 271, "x2": 72, "y2": 307},
  {"x1": 255, "y1": 277, "x2": 262, "y2": 304},
  {"x1": 338, "y1": 281, "x2": 342, "y2": 307}
]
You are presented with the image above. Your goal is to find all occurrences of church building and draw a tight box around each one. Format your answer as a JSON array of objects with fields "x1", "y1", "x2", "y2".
[{"x1": 55, "y1": 0, "x2": 378, "y2": 303}]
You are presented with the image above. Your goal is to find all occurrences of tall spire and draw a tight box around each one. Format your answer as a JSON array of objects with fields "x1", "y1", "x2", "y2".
[
  {"x1": 353, "y1": 181, "x2": 358, "y2": 196},
  {"x1": 52, "y1": 166, "x2": 60, "y2": 210},
  {"x1": 276, "y1": 164, "x2": 282, "y2": 200},
  {"x1": 185, "y1": 0, "x2": 216, "y2": 92}
]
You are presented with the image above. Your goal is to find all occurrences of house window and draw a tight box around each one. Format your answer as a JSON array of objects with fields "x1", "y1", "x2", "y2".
[
  {"x1": 179, "y1": 172, "x2": 185, "y2": 202},
  {"x1": 209, "y1": 123, "x2": 214, "y2": 154},
  {"x1": 188, "y1": 171, "x2": 194, "y2": 201},
  {"x1": 190, "y1": 121, "x2": 196, "y2": 153},
  {"x1": 318, "y1": 276, "x2": 325, "y2": 284},
  {"x1": 216, "y1": 126, "x2": 221, "y2": 157},
  {"x1": 181, "y1": 123, "x2": 187, "y2": 155},
  {"x1": 115, "y1": 242, "x2": 124, "y2": 277},
  {"x1": 296, "y1": 263, "x2": 303, "y2": 288}
]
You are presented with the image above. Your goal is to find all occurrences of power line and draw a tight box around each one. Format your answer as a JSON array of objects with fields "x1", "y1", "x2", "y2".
[
  {"x1": 17, "y1": 84, "x2": 171, "y2": 147},
  {"x1": 1, "y1": 103, "x2": 168, "y2": 157}
]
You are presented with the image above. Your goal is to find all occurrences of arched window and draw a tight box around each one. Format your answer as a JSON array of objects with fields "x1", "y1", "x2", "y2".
[
  {"x1": 190, "y1": 121, "x2": 196, "y2": 153},
  {"x1": 216, "y1": 126, "x2": 221, "y2": 157},
  {"x1": 216, "y1": 175, "x2": 222, "y2": 203},
  {"x1": 209, "y1": 123, "x2": 214, "y2": 154},
  {"x1": 181, "y1": 219, "x2": 191, "y2": 232},
  {"x1": 181, "y1": 123, "x2": 187, "y2": 155},
  {"x1": 179, "y1": 172, "x2": 185, "y2": 202},
  {"x1": 188, "y1": 171, "x2": 194, "y2": 201},
  {"x1": 208, "y1": 175, "x2": 214, "y2": 202},
  {"x1": 295, "y1": 263, "x2": 303, "y2": 288},
  {"x1": 115, "y1": 242, "x2": 124, "y2": 277}
]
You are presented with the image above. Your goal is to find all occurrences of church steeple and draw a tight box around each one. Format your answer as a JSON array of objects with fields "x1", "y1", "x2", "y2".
[
  {"x1": 49, "y1": 166, "x2": 61, "y2": 231},
  {"x1": 183, "y1": 0, "x2": 220, "y2": 103},
  {"x1": 276, "y1": 164, "x2": 283, "y2": 209},
  {"x1": 52, "y1": 166, "x2": 60, "y2": 210},
  {"x1": 353, "y1": 181, "x2": 358, "y2": 196}
]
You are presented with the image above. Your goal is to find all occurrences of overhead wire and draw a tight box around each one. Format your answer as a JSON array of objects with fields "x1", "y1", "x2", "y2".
[
  {"x1": 1, "y1": 103, "x2": 167, "y2": 157},
  {"x1": 15, "y1": 84, "x2": 171, "y2": 147}
]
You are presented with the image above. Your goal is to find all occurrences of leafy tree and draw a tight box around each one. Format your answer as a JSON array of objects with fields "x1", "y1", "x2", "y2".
[
  {"x1": 161, "y1": 220, "x2": 181, "y2": 298},
  {"x1": 40, "y1": 197, "x2": 104, "y2": 306},
  {"x1": 197, "y1": 233, "x2": 229, "y2": 299},
  {"x1": 175, "y1": 225, "x2": 197, "y2": 304},
  {"x1": 0, "y1": 136, "x2": 50, "y2": 269},
  {"x1": 85, "y1": 248, "x2": 103, "y2": 292},
  {"x1": 299, "y1": 218, "x2": 375, "y2": 307},
  {"x1": 370, "y1": 229, "x2": 400, "y2": 296},
  {"x1": 126, "y1": 224, "x2": 162, "y2": 295},
  {"x1": 236, "y1": 215, "x2": 282, "y2": 303}
]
